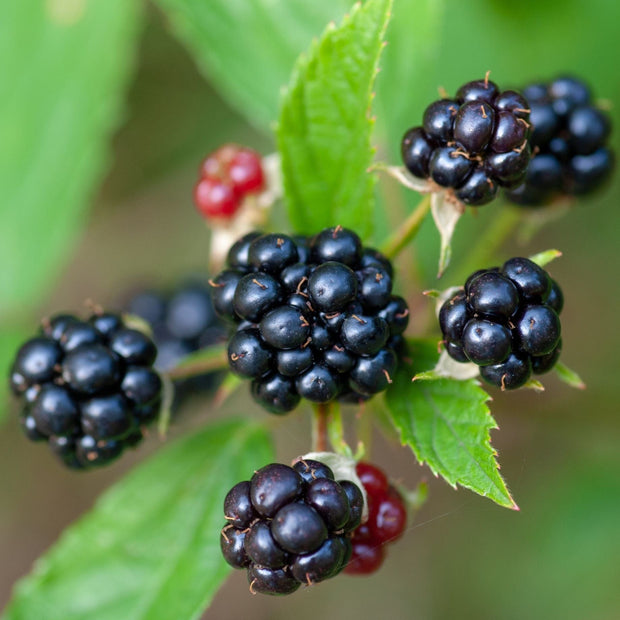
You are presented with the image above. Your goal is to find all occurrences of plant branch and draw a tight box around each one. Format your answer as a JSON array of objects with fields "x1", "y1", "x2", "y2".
[
  {"x1": 312, "y1": 403, "x2": 330, "y2": 452},
  {"x1": 381, "y1": 193, "x2": 432, "y2": 259},
  {"x1": 453, "y1": 206, "x2": 521, "y2": 281},
  {"x1": 166, "y1": 344, "x2": 229, "y2": 380}
]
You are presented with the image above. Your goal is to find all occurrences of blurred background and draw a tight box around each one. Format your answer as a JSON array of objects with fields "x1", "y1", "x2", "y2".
[{"x1": 1, "y1": 0, "x2": 619, "y2": 618}]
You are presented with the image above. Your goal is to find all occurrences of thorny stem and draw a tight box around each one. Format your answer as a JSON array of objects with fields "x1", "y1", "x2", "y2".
[
  {"x1": 312, "y1": 403, "x2": 330, "y2": 452},
  {"x1": 381, "y1": 193, "x2": 432, "y2": 259}
]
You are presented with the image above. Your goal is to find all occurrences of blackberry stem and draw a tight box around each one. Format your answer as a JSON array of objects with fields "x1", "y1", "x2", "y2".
[
  {"x1": 453, "y1": 206, "x2": 521, "y2": 281},
  {"x1": 326, "y1": 403, "x2": 354, "y2": 458},
  {"x1": 312, "y1": 403, "x2": 330, "y2": 452},
  {"x1": 166, "y1": 344, "x2": 229, "y2": 380},
  {"x1": 381, "y1": 193, "x2": 432, "y2": 259}
]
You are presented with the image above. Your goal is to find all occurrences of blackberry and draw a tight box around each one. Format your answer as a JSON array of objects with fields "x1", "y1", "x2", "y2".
[
  {"x1": 506, "y1": 75, "x2": 614, "y2": 206},
  {"x1": 251, "y1": 373, "x2": 300, "y2": 414},
  {"x1": 439, "y1": 258, "x2": 564, "y2": 389},
  {"x1": 245, "y1": 521, "x2": 291, "y2": 568},
  {"x1": 221, "y1": 460, "x2": 363, "y2": 594},
  {"x1": 8, "y1": 311, "x2": 163, "y2": 469},
  {"x1": 345, "y1": 462, "x2": 407, "y2": 576},
  {"x1": 210, "y1": 227, "x2": 409, "y2": 414},
  {"x1": 125, "y1": 277, "x2": 226, "y2": 405},
  {"x1": 401, "y1": 75, "x2": 533, "y2": 206}
]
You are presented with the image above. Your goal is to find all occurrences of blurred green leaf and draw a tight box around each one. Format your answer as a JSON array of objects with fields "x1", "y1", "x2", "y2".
[
  {"x1": 0, "y1": 0, "x2": 142, "y2": 323},
  {"x1": 153, "y1": 0, "x2": 353, "y2": 130},
  {"x1": 3, "y1": 419, "x2": 273, "y2": 620},
  {"x1": 277, "y1": 0, "x2": 392, "y2": 238},
  {"x1": 385, "y1": 338, "x2": 517, "y2": 509}
]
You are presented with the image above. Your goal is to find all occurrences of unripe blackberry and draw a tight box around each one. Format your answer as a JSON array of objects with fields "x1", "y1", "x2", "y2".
[
  {"x1": 210, "y1": 227, "x2": 410, "y2": 413},
  {"x1": 9, "y1": 311, "x2": 163, "y2": 469},
  {"x1": 345, "y1": 462, "x2": 407, "y2": 576},
  {"x1": 439, "y1": 258, "x2": 564, "y2": 389},
  {"x1": 401, "y1": 75, "x2": 533, "y2": 206},
  {"x1": 194, "y1": 144, "x2": 265, "y2": 222},
  {"x1": 222, "y1": 459, "x2": 363, "y2": 594}
]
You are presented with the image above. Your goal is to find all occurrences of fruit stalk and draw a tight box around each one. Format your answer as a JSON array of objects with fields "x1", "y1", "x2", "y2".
[
  {"x1": 381, "y1": 193, "x2": 432, "y2": 259},
  {"x1": 166, "y1": 345, "x2": 229, "y2": 380},
  {"x1": 312, "y1": 403, "x2": 330, "y2": 452}
]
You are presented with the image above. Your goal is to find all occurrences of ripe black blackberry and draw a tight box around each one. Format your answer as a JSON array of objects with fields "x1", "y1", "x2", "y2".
[
  {"x1": 9, "y1": 311, "x2": 163, "y2": 469},
  {"x1": 505, "y1": 76, "x2": 614, "y2": 206},
  {"x1": 401, "y1": 75, "x2": 532, "y2": 206},
  {"x1": 125, "y1": 278, "x2": 226, "y2": 402},
  {"x1": 439, "y1": 257, "x2": 563, "y2": 389},
  {"x1": 220, "y1": 459, "x2": 362, "y2": 595},
  {"x1": 210, "y1": 227, "x2": 409, "y2": 413}
]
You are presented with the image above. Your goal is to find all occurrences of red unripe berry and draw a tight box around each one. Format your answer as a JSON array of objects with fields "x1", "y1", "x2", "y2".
[
  {"x1": 371, "y1": 486, "x2": 407, "y2": 544},
  {"x1": 228, "y1": 148, "x2": 265, "y2": 194},
  {"x1": 193, "y1": 176, "x2": 240, "y2": 219},
  {"x1": 356, "y1": 462, "x2": 389, "y2": 498},
  {"x1": 344, "y1": 541, "x2": 385, "y2": 575},
  {"x1": 199, "y1": 144, "x2": 238, "y2": 178}
]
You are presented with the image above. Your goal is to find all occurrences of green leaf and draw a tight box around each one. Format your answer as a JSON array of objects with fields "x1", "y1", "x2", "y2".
[
  {"x1": 385, "y1": 338, "x2": 517, "y2": 510},
  {"x1": 4, "y1": 419, "x2": 273, "y2": 620},
  {"x1": 0, "y1": 0, "x2": 142, "y2": 323},
  {"x1": 152, "y1": 0, "x2": 352, "y2": 130},
  {"x1": 277, "y1": 0, "x2": 392, "y2": 239}
]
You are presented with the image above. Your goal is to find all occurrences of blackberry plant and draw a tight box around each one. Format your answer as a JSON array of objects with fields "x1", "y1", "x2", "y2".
[{"x1": 2, "y1": 0, "x2": 612, "y2": 617}]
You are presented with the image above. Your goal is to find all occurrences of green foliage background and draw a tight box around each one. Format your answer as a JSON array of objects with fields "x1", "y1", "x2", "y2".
[{"x1": 1, "y1": 0, "x2": 619, "y2": 618}]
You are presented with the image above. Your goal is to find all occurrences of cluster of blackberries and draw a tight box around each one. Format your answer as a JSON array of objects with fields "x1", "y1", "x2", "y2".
[
  {"x1": 193, "y1": 144, "x2": 265, "y2": 220},
  {"x1": 345, "y1": 462, "x2": 407, "y2": 575},
  {"x1": 401, "y1": 76, "x2": 532, "y2": 206},
  {"x1": 439, "y1": 258, "x2": 563, "y2": 390},
  {"x1": 9, "y1": 312, "x2": 162, "y2": 469},
  {"x1": 209, "y1": 227, "x2": 409, "y2": 413},
  {"x1": 507, "y1": 76, "x2": 614, "y2": 206},
  {"x1": 125, "y1": 278, "x2": 226, "y2": 401},
  {"x1": 220, "y1": 460, "x2": 364, "y2": 595}
]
